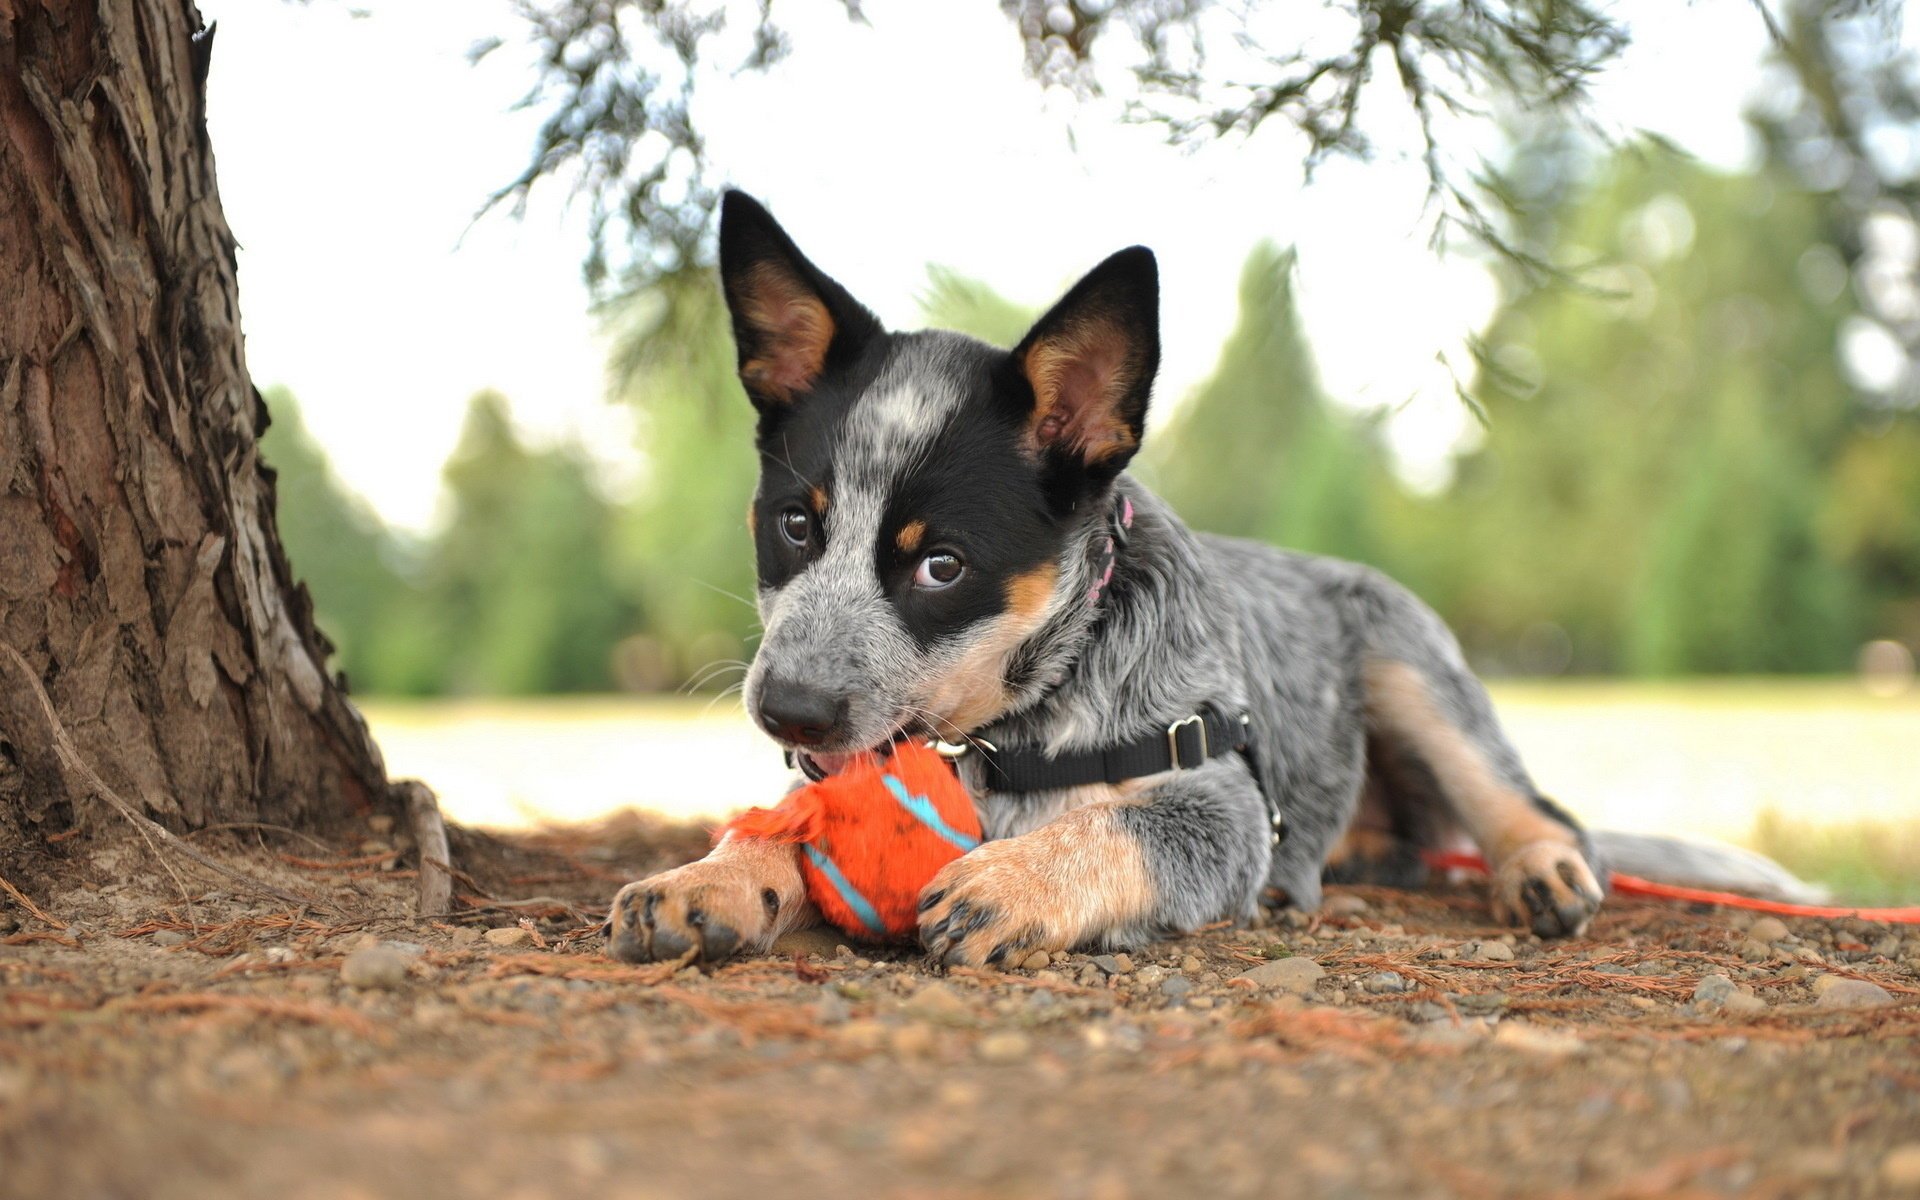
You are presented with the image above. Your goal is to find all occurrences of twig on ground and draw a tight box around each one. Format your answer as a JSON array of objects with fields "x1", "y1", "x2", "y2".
[
  {"x1": 0, "y1": 871, "x2": 65, "y2": 929},
  {"x1": 399, "y1": 779, "x2": 453, "y2": 919}
]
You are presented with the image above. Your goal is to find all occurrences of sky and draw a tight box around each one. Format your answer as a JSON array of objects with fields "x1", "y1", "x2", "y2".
[{"x1": 202, "y1": 0, "x2": 1789, "y2": 531}]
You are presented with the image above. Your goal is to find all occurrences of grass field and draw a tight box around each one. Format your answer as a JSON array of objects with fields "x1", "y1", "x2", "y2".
[{"x1": 361, "y1": 678, "x2": 1920, "y2": 903}]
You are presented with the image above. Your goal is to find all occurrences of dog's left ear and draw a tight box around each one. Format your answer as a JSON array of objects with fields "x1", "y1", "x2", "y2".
[{"x1": 1012, "y1": 246, "x2": 1160, "y2": 475}]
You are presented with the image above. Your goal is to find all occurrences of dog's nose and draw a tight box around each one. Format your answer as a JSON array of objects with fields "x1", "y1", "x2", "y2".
[{"x1": 755, "y1": 677, "x2": 849, "y2": 746}]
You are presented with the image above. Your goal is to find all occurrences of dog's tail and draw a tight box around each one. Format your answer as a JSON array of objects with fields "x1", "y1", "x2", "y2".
[{"x1": 1588, "y1": 830, "x2": 1831, "y2": 906}]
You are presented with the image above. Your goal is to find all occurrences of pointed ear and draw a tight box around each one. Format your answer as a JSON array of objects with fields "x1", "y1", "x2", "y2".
[
  {"x1": 718, "y1": 191, "x2": 882, "y2": 409},
  {"x1": 1013, "y1": 246, "x2": 1160, "y2": 473}
]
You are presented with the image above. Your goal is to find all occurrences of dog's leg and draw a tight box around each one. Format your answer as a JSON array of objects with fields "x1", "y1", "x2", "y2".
[
  {"x1": 607, "y1": 833, "x2": 820, "y2": 964},
  {"x1": 1362, "y1": 657, "x2": 1603, "y2": 936},
  {"x1": 918, "y1": 768, "x2": 1269, "y2": 966}
]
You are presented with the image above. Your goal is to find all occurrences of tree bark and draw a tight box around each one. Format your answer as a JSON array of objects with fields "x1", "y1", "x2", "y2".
[{"x1": 0, "y1": 1, "x2": 393, "y2": 858}]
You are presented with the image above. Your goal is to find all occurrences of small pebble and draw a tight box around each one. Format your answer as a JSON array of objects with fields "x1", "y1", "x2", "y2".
[
  {"x1": 1180, "y1": 955, "x2": 1203, "y2": 973},
  {"x1": 1781, "y1": 1148, "x2": 1847, "y2": 1182},
  {"x1": 812, "y1": 993, "x2": 851, "y2": 1025},
  {"x1": 1160, "y1": 976, "x2": 1194, "y2": 1000},
  {"x1": 977, "y1": 1031, "x2": 1031, "y2": 1063},
  {"x1": 1322, "y1": 894, "x2": 1370, "y2": 917},
  {"x1": 340, "y1": 945, "x2": 410, "y2": 990},
  {"x1": 1813, "y1": 977, "x2": 1894, "y2": 1010},
  {"x1": 450, "y1": 927, "x2": 481, "y2": 947},
  {"x1": 1747, "y1": 916, "x2": 1791, "y2": 944},
  {"x1": 1238, "y1": 957, "x2": 1324, "y2": 996},
  {"x1": 1362, "y1": 971, "x2": 1409, "y2": 994},
  {"x1": 1091, "y1": 955, "x2": 1126, "y2": 976},
  {"x1": 1134, "y1": 965, "x2": 1168, "y2": 985},
  {"x1": 1470, "y1": 940, "x2": 1515, "y2": 963},
  {"x1": 1021, "y1": 950, "x2": 1053, "y2": 971},
  {"x1": 889, "y1": 1024, "x2": 935, "y2": 1056},
  {"x1": 1492, "y1": 1022, "x2": 1584, "y2": 1058},
  {"x1": 484, "y1": 927, "x2": 532, "y2": 948},
  {"x1": 151, "y1": 930, "x2": 188, "y2": 948},
  {"x1": 1692, "y1": 974, "x2": 1738, "y2": 1005},
  {"x1": 903, "y1": 982, "x2": 972, "y2": 1023},
  {"x1": 1881, "y1": 1144, "x2": 1920, "y2": 1188}
]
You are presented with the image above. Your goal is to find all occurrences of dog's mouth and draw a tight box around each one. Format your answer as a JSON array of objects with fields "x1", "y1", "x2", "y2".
[
  {"x1": 789, "y1": 718, "x2": 942, "y2": 780},
  {"x1": 790, "y1": 730, "x2": 908, "y2": 781}
]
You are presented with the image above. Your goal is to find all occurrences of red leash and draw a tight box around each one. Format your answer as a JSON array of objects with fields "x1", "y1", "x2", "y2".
[{"x1": 1424, "y1": 850, "x2": 1920, "y2": 925}]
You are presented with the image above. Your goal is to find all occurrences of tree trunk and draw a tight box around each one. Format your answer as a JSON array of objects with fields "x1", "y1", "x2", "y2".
[{"x1": 0, "y1": 1, "x2": 395, "y2": 862}]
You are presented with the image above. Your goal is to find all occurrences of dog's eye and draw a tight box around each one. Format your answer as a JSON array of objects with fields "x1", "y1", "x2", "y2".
[
  {"x1": 913, "y1": 552, "x2": 964, "y2": 589},
  {"x1": 778, "y1": 507, "x2": 812, "y2": 547}
]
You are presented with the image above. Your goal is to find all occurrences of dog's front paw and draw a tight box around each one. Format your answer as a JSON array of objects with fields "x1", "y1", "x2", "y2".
[
  {"x1": 606, "y1": 859, "x2": 781, "y2": 964},
  {"x1": 1491, "y1": 840, "x2": 1604, "y2": 937},
  {"x1": 917, "y1": 844, "x2": 1069, "y2": 967}
]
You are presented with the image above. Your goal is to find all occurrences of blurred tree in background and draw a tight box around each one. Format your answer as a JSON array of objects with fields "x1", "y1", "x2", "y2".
[
  {"x1": 268, "y1": 390, "x2": 636, "y2": 695},
  {"x1": 1145, "y1": 243, "x2": 1394, "y2": 565},
  {"x1": 605, "y1": 274, "x2": 762, "y2": 693},
  {"x1": 259, "y1": 390, "x2": 420, "y2": 692}
]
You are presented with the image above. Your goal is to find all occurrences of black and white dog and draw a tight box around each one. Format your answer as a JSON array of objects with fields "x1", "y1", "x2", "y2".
[{"x1": 607, "y1": 192, "x2": 1811, "y2": 967}]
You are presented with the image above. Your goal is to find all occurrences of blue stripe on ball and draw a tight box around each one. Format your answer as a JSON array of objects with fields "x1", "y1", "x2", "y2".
[
  {"x1": 881, "y1": 774, "x2": 980, "y2": 853},
  {"x1": 802, "y1": 842, "x2": 886, "y2": 936}
]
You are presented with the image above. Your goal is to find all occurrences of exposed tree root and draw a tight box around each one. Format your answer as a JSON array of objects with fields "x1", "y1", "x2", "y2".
[{"x1": 0, "y1": 646, "x2": 342, "y2": 918}]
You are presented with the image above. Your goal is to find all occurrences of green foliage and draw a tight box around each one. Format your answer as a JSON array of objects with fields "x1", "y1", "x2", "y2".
[
  {"x1": 919, "y1": 267, "x2": 1039, "y2": 348},
  {"x1": 259, "y1": 389, "x2": 421, "y2": 693},
  {"x1": 263, "y1": 387, "x2": 635, "y2": 696},
  {"x1": 1424, "y1": 153, "x2": 1890, "y2": 674},
  {"x1": 1147, "y1": 243, "x2": 1391, "y2": 562},
  {"x1": 606, "y1": 273, "x2": 762, "y2": 691},
  {"x1": 419, "y1": 392, "x2": 637, "y2": 694}
]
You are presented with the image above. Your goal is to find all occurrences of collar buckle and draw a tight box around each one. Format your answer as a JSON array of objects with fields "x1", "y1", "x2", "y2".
[{"x1": 1166, "y1": 714, "x2": 1209, "y2": 771}]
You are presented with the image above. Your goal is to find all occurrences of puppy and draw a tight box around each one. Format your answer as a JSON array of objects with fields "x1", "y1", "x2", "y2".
[{"x1": 607, "y1": 190, "x2": 1612, "y2": 967}]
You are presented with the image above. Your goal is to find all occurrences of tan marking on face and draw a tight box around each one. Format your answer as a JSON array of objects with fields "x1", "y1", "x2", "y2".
[
  {"x1": 809, "y1": 485, "x2": 829, "y2": 514},
  {"x1": 738, "y1": 263, "x2": 834, "y2": 403},
  {"x1": 922, "y1": 563, "x2": 1060, "y2": 732},
  {"x1": 1362, "y1": 658, "x2": 1575, "y2": 864},
  {"x1": 746, "y1": 500, "x2": 757, "y2": 535},
  {"x1": 917, "y1": 802, "x2": 1155, "y2": 964},
  {"x1": 1004, "y1": 562, "x2": 1057, "y2": 620},
  {"x1": 1022, "y1": 321, "x2": 1140, "y2": 464},
  {"x1": 895, "y1": 519, "x2": 926, "y2": 554}
]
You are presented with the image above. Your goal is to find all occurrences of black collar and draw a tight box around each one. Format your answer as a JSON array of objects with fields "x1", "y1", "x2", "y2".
[{"x1": 969, "y1": 702, "x2": 1250, "y2": 792}]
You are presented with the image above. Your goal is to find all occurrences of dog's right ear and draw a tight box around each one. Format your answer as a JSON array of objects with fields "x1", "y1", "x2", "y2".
[{"x1": 718, "y1": 191, "x2": 882, "y2": 410}]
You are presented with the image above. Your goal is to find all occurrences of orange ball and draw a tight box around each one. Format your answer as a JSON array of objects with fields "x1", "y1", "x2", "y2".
[{"x1": 723, "y1": 741, "x2": 981, "y2": 939}]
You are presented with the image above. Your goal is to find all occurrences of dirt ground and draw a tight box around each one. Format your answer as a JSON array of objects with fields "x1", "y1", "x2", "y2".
[{"x1": 3, "y1": 814, "x2": 1918, "y2": 1200}]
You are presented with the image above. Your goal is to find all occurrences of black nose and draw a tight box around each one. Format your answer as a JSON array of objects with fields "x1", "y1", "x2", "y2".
[{"x1": 755, "y1": 677, "x2": 849, "y2": 746}]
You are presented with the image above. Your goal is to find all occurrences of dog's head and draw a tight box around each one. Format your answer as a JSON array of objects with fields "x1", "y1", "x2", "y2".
[{"x1": 720, "y1": 191, "x2": 1160, "y2": 768}]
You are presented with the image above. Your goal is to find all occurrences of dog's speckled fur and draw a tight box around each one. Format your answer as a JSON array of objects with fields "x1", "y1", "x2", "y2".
[{"x1": 609, "y1": 192, "x2": 1615, "y2": 966}]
